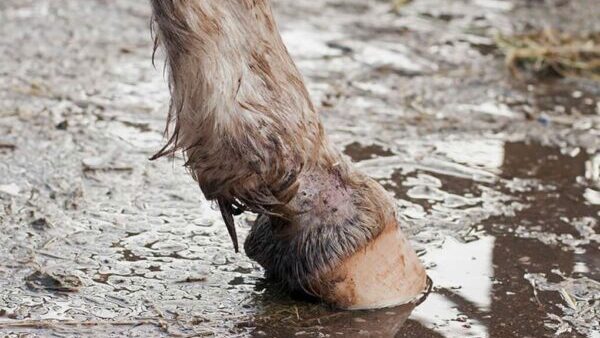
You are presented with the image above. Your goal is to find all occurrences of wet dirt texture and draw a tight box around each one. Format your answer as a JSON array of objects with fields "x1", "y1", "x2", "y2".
[{"x1": 0, "y1": 0, "x2": 599, "y2": 337}]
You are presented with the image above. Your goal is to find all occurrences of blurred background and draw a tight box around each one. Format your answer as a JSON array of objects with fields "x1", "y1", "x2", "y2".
[{"x1": 0, "y1": 0, "x2": 598, "y2": 337}]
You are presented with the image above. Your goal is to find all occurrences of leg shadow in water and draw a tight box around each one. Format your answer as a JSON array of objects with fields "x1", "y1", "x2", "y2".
[{"x1": 240, "y1": 277, "x2": 428, "y2": 338}]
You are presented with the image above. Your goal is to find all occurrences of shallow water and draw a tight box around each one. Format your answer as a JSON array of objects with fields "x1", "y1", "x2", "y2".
[{"x1": 0, "y1": 0, "x2": 598, "y2": 337}]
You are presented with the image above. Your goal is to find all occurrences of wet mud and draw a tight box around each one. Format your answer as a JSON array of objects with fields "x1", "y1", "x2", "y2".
[{"x1": 0, "y1": 0, "x2": 598, "y2": 337}]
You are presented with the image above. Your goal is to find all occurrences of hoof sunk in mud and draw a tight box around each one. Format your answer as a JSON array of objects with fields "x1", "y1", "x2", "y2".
[
  {"x1": 246, "y1": 214, "x2": 428, "y2": 310},
  {"x1": 244, "y1": 168, "x2": 429, "y2": 310},
  {"x1": 150, "y1": 0, "x2": 428, "y2": 309}
]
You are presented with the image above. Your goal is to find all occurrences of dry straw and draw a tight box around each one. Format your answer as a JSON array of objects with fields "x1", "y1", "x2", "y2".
[{"x1": 497, "y1": 29, "x2": 600, "y2": 80}]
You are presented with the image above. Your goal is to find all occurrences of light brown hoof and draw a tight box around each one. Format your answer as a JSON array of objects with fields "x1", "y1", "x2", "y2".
[{"x1": 319, "y1": 221, "x2": 429, "y2": 310}]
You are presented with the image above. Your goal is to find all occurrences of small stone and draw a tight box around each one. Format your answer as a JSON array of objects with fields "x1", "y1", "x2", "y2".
[
  {"x1": 30, "y1": 218, "x2": 51, "y2": 231},
  {"x1": 56, "y1": 120, "x2": 68, "y2": 130}
]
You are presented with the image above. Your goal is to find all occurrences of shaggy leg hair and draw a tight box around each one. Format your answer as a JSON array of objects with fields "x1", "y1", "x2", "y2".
[
  {"x1": 150, "y1": 0, "x2": 398, "y2": 297},
  {"x1": 245, "y1": 167, "x2": 397, "y2": 295}
]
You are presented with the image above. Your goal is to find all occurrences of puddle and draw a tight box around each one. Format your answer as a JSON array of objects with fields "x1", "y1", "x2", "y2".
[
  {"x1": 1, "y1": 0, "x2": 599, "y2": 337},
  {"x1": 344, "y1": 141, "x2": 395, "y2": 162},
  {"x1": 344, "y1": 139, "x2": 598, "y2": 338}
]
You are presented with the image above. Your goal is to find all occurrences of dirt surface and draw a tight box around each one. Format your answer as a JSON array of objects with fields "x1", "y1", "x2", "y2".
[{"x1": 1, "y1": 0, "x2": 599, "y2": 337}]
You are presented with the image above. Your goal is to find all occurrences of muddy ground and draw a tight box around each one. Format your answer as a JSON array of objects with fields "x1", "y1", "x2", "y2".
[{"x1": 0, "y1": 0, "x2": 599, "y2": 337}]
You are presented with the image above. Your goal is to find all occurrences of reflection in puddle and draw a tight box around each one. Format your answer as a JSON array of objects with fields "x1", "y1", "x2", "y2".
[
  {"x1": 422, "y1": 236, "x2": 495, "y2": 311},
  {"x1": 413, "y1": 236, "x2": 494, "y2": 337},
  {"x1": 345, "y1": 139, "x2": 598, "y2": 338},
  {"x1": 412, "y1": 293, "x2": 488, "y2": 338},
  {"x1": 247, "y1": 298, "x2": 416, "y2": 337}
]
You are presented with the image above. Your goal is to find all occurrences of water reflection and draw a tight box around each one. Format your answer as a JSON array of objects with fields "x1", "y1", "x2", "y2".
[
  {"x1": 413, "y1": 236, "x2": 494, "y2": 337},
  {"x1": 237, "y1": 278, "x2": 418, "y2": 337},
  {"x1": 336, "y1": 140, "x2": 596, "y2": 338},
  {"x1": 249, "y1": 302, "x2": 416, "y2": 337}
]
